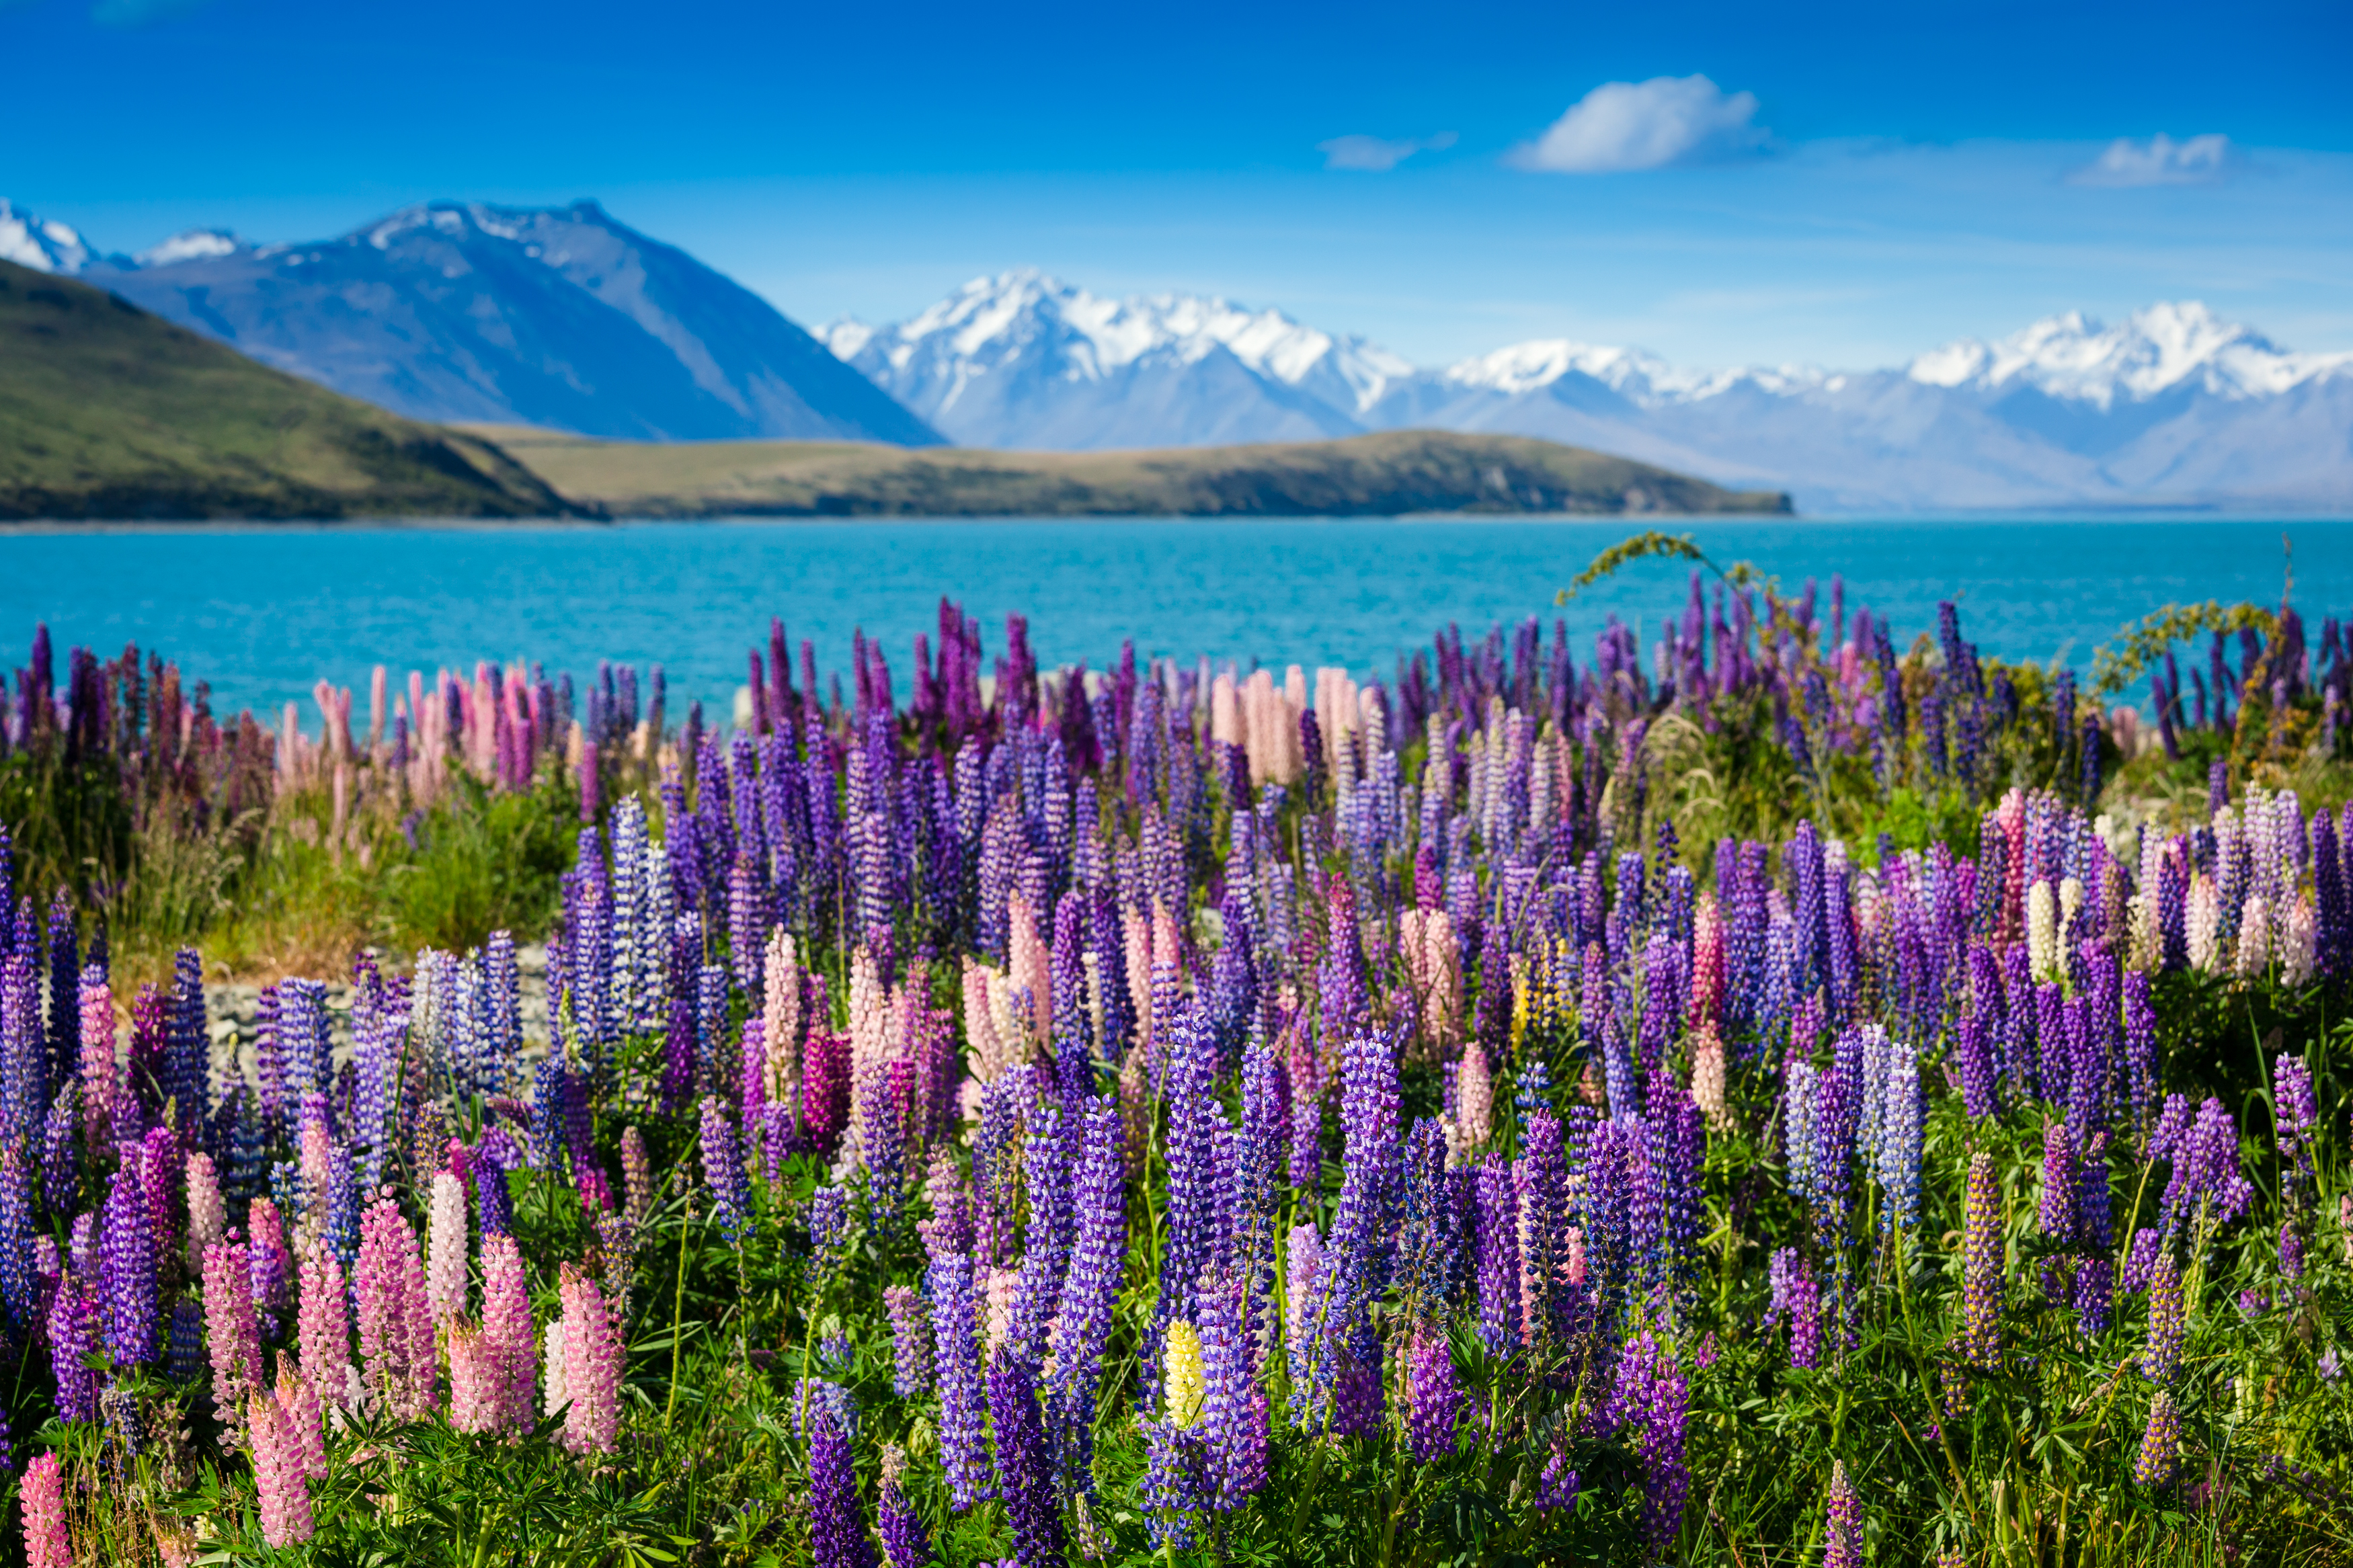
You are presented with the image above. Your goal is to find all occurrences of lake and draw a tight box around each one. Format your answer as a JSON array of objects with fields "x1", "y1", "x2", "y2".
[{"x1": 1, "y1": 515, "x2": 2344, "y2": 723}]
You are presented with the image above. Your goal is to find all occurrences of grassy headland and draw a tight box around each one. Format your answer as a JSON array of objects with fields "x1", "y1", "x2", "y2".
[
  {"x1": 478, "y1": 423, "x2": 1793, "y2": 518},
  {"x1": 0, "y1": 259, "x2": 563, "y2": 521}
]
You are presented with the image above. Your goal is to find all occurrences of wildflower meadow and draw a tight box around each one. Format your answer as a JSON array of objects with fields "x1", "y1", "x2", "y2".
[{"x1": 0, "y1": 536, "x2": 2347, "y2": 1566}]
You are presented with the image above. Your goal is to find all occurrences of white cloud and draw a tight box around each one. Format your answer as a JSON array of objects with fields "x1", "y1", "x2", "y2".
[
  {"x1": 1509, "y1": 75, "x2": 1767, "y2": 174},
  {"x1": 2068, "y1": 133, "x2": 2241, "y2": 188},
  {"x1": 1317, "y1": 132, "x2": 1458, "y2": 173}
]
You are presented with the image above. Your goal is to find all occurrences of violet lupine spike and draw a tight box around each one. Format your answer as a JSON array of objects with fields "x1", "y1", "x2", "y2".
[
  {"x1": 988, "y1": 1351, "x2": 1066, "y2": 1568},
  {"x1": 99, "y1": 1162, "x2": 157, "y2": 1367},
  {"x1": 1405, "y1": 1321, "x2": 1463, "y2": 1462},
  {"x1": 926, "y1": 1253, "x2": 990, "y2": 1510},
  {"x1": 1962, "y1": 1151, "x2": 2002, "y2": 1367},
  {"x1": 1474, "y1": 1154, "x2": 1519, "y2": 1354},
  {"x1": 807, "y1": 1391, "x2": 876, "y2": 1568},
  {"x1": 1197, "y1": 1268, "x2": 1268, "y2": 1510},
  {"x1": 1822, "y1": 1459, "x2": 1862, "y2": 1568},
  {"x1": 884, "y1": 1284, "x2": 932, "y2": 1399},
  {"x1": 46, "y1": 1272, "x2": 100, "y2": 1423},
  {"x1": 877, "y1": 1444, "x2": 935, "y2": 1568},
  {"x1": 699, "y1": 1096, "x2": 752, "y2": 1245},
  {"x1": 1047, "y1": 1098, "x2": 1124, "y2": 1485}
]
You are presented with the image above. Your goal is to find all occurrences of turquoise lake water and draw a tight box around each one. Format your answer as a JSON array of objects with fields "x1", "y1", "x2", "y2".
[{"x1": 1, "y1": 515, "x2": 2345, "y2": 723}]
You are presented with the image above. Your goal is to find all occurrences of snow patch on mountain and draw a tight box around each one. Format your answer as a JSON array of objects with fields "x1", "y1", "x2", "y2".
[{"x1": 0, "y1": 201, "x2": 93, "y2": 274}]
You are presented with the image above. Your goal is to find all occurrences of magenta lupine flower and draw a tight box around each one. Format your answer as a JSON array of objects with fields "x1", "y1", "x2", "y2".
[
  {"x1": 19, "y1": 1450, "x2": 67, "y2": 1568},
  {"x1": 926, "y1": 1253, "x2": 990, "y2": 1510},
  {"x1": 988, "y1": 1351, "x2": 1065, "y2": 1567},
  {"x1": 1822, "y1": 1460, "x2": 1861, "y2": 1568},
  {"x1": 1406, "y1": 1323, "x2": 1462, "y2": 1462},
  {"x1": 808, "y1": 1390, "x2": 876, "y2": 1568}
]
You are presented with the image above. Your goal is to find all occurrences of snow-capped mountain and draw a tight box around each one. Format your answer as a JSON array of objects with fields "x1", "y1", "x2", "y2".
[
  {"x1": 0, "y1": 201, "x2": 94, "y2": 274},
  {"x1": 1907, "y1": 302, "x2": 2353, "y2": 407},
  {"x1": 77, "y1": 201, "x2": 940, "y2": 444},
  {"x1": 818, "y1": 270, "x2": 1412, "y2": 448},
  {"x1": 824, "y1": 281, "x2": 2353, "y2": 509}
]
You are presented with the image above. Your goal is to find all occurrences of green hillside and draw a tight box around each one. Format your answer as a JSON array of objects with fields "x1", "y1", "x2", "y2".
[
  {"x1": 479, "y1": 425, "x2": 1793, "y2": 518},
  {"x1": 0, "y1": 259, "x2": 562, "y2": 521}
]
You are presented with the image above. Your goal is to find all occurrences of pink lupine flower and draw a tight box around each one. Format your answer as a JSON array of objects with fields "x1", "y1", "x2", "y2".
[
  {"x1": 481, "y1": 1233, "x2": 536, "y2": 1431},
  {"x1": 556, "y1": 1264, "x2": 621, "y2": 1455},
  {"x1": 203, "y1": 1240, "x2": 263, "y2": 1421},
  {"x1": 356, "y1": 1196, "x2": 437, "y2": 1418},
  {"x1": 247, "y1": 1387, "x2": 317, "y2": 1547},
  {"x1": 276, "y1": 1357, "x2": 329, "y2": 1481},
  {"x1": 448, "y1": 1324, "x2": 501, "y2": 1433},
  {"x1": 427, "y1": 1171, "x2": 470, "y2": 1324},
  {"x1": 79, "y1": 969, "x2": 117, "y2": 1151},
  {"x1": 19, "y1": 1450, "x2": 69, "y2": 1568},
  {"x1": 296, "y1": 1247, "x2": 354, "y2": 1412},
  {"x1": 184, "y1": 1153, "x2": 226, "y2": 1274}
]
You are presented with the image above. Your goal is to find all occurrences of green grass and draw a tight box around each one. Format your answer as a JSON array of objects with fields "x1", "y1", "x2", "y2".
[{"x1": 0, "y1": 259, "x2": 563, "y2": 521}]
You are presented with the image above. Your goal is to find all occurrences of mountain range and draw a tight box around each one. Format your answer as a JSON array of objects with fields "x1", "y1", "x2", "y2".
[
  {"x1": 10, "y1": 194, "x2": 2350, "y2": 511},
  {"x1": 9, "y1": 198, "x2": 938, "y2": 445},
  {"x1": 821, "y1": 276, "x2": 2353, "y2": 511}
]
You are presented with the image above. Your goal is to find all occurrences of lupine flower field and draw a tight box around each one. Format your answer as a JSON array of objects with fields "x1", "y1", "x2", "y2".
[{"x1": 0, "y1": 538, "x2": 2348, "y2": 1566}]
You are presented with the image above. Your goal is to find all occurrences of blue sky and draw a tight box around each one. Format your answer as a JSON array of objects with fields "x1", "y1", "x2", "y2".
[{"x1": 4, "y1": 0, "x2": 2348, "y2": 367}]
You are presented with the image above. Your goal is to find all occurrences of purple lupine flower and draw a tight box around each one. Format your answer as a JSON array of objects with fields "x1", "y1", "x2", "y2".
[
  {"x1": 2073, "y1": 1131, "x2": 2114, "y2": 1337},
  {"x1": 100, "y1": 1162, "x2": 157, "y2": 1367},
  {"x1": 1609, "y1": 1329, "x2": 1690, "y2": 1559},
  {"x1": 2132, "y1": 1389, "x2": 2181, "y2": 1487},
  {"x1": 2038, "y1": 1121, "x2": 2078, "y2": 1304},
  {"x1": 47, "y1": 1271, "x2": 101, "y2": 1421},
  {"x1": 1047, "y1": 1098, "x2": 1124, "y2": 1484},
  {"x1": 809, "y1": 1184, "x2": 853, "y2": 1272},
  {"x1": 2161, "y1": 1096, "x2": 2254, "y2": 1242},
  {"x1": 1767, "y1": 1247, "x2": 1822, "y2": 1370},
  {"x1": 1962, "y1": 1151, "x2": 2001, "y2": 1366},
  {"x1": 2274, "y1": 1053, "x2": 2319, "y2": 1196},
  {"x1": 1474, "y1": 1155, "x2": 1518, "y2": 1354},
  {"x1": 1406, "y1": 1322, "x2": 1462, "y2": 1462},
  {"x1": 926, "y1": 1253, "x2": 990, "y2": 1510},
  {"x1": 1158, "y1": 1004, "x2": 1218, "y2": 1345},
  {"x1": 699, "y1": 1096, "x2": 752, "y2": 1245},
  {"x1": 1955, "y1": 1012, "x2": 1999, "y2": 1120},
  {"x1": 1823, "y1": 1460, "x2": 1862, "y2": 1568},
  {"x1": 807, "y1": 1391, "x2": 875, "y2": 1568},
  {"x1": 877, "y1": 1444, "x2": 935, "y2": 1568},
  {"x1": 0, "y1": 1153, "x2": 31, "y2": 1331},
  {"x1": 2143, "y1": 1247, "x2": 2184, "y2": 1383},
  {"x1": 2122, "y1": 971, "x2": 2158, "y2": 1137},
  {"x1": 1296, "y1": 1033, "x2": 1400, "y2": 1431},
  {"x1": 988, "y1": 1352, "x2": 1065, "y2": 1567},
  {"x1": 884, "y1": 1284, "x2": 932, "y2": 1399},
  {"x1": 1009, "y1": 1107, "x2": 1069, "y2": 1365},
  {"x1": 1198, "y1": 1267, "x2": 1269, "y2": 1509},
  {"x1": 1139, "y1": 1409, "x2": 1207, "y2": 1551}
]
